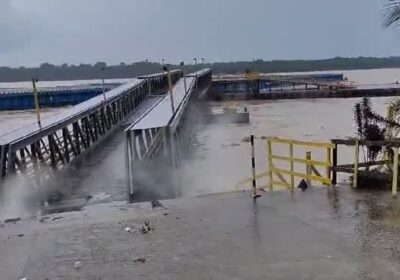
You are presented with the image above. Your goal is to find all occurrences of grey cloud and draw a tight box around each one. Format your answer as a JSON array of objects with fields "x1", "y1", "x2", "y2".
[
  {"x1": 0, "y1": 0, "x2": 33, "y2": 54},
  {"x1": 0, "y1": 0, "x2": 400, "y2": 67}
]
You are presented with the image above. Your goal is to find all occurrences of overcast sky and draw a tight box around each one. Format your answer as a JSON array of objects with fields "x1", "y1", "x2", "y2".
[{"x1": 1, "y1": 0, "x2": 400, "y2": 67}]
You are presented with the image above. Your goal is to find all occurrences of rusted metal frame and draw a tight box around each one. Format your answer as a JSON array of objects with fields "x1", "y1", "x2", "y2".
[
  {"x1": 106, "y1": 104, "x2": 114, "y2": 127},
  {"x1": 90, "y1": 113, "x2": 99, "y2": 141},
  {"x1": 107, "y1": 104, "x2": 114, "y2": 126},
  {"x1": 65, "y1": 126, "x2": 78, "y2": 157},
  {"x1": 30, "y1": 143, "x2": 39, "y2": 173},
  {"x1": 36, "y1": 140, "x2": 47, "y2": 165},
  {"x1": 137, "y1": 130, "x2": 146, "y2": 160},
  {"x1": 93, "y1": 111, "x2": 104, "y2": 137},
  {"x1": 19, "y1": 148, "x2": 27, "y2": 172},
  {"x1": 116, "y1": 100, "x2": 122, "y2": 121},
  {"x1": 72, "y1": 121, "x2": 82, "y2": 155},
  {"x1": 39, "y1": 139, "x2": 51, "y2": 161},
  {"x1": 53, "y1": 132, "x2": 66, "y2": 164},
  {"x1": 62, "y1": 128, "x2": 71, "y2": 162},
  {"x1": 13, "y1": 152, "x2": 23, "y2": 172},
  {"x1": 6, "y1": 147, "x2": 16, "y2": 174},
  {"x1": 85, "y1": 116, "x2": 96, "y2": 144},
  {"x1": 76, "y1": 120, "x2": 89, "y2": 149},
  {"x1": 0, "y1": 145, "x2": 8, "y2": 178},
  {"x1": 332, "y1": 138, "x2": 400, "y2": 147},
  {"x1": 100, "y1": 108, "x2": 110, "y2": 132},
  {"x1": 47, "y1": 134, "x2": 57, "y2": 168},
  {"x1": 81, "y1": 117, "x2": 91, "y2": 148}
]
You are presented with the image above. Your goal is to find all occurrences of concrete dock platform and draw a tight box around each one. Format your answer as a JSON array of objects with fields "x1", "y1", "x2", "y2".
[{"x1": 2, "y1": 187, "x2": 400, "y2": 279}]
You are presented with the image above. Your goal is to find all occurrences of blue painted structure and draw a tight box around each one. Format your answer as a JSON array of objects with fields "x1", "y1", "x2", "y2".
[
  {"x1": 213, "y1": 73, "x2": 345, "y2": 96},
  {"x1": 0, "y1": 84, "x2": 119, "y2": 110}
]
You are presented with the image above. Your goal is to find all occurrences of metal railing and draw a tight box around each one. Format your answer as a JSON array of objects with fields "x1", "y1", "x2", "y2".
[
  {"x1": 266, "y1": 137, "x2": 334, "y2": 191},
  {"x1": 237, "y1": 136, "x2": 334, "y2": 195},
  {"x1": 0, "y1": 70, "x2": 183, "y2": 185}
]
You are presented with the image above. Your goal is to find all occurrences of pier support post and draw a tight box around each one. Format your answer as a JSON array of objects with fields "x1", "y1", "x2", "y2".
[
  {"x1": 353, "y1": 140, "x2": 359, "y2": 189},
  {"x1": 148, "y1": 78, "x2": 152, "y2": 96},
  {"x1": 137, "y1": 131, "x2": 146, "y2": 160},
  {"x1": 289, "y1": 142, "x2": 294, "y2": 192},
  {"x1": 326, "y1": 147, "x2": 332, "y2": 186},
  {"x1": 267, "y1": 139, "x2": 273, "y2": 192},
  {"x1": 0, "y1": 145, "x2": 7, "y2": 179},
  {"x1": 306, "y1": 151, "x2": 312, "y2": 187},
  {"x1": 126, "y1": 131, "x2": 135, "y2": 203},
  {"x1": 387, "y1": 108, "x2": 394, "y2": 140},
  {"x1": 392, "y1": 147, "x2": 399, "y2": 198},
  {"x1": 144, "y1": 129, "x2": 152, "y2": 152},
  {"x1": 332, "y1": 143, "x2": 338, "y2": 185},
  {"x1": 250, "y1": 135, "x2": 260, "y2": 198}
]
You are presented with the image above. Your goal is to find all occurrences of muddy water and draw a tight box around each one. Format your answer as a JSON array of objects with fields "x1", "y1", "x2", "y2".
[
  {"x1": 179, "y1": 97, "x2": 395, "y2": 196},
  {"x1": 5, "y1": 97, "x2": 393, "y2": 207},
  {"x1": 0, "y1": 108, "x2": 65, "y2": 137},
  {"x1": 1, "y1": 68, "x2": 399, "y2": 135},
  {"x1": 0, "y1": 68, "x2": 400, "y2": 205}
]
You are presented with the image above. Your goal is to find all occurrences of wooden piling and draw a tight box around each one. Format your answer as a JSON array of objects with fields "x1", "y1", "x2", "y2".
[
  {"x1": 250, "y1": 135, "x2": 258, "y2": 198},
  {"x1": 392, "y1": 147, "x2": 399, "y2": 198},
  {"x1": 267, "y1": 139, "x2": 273, "y2": 192},
  {"x1": 326, "y1": 147, "x2": 331, "y2": 186},
  {"x1": 306, "y1": 151, "x2": 312, "y2": 187},
  {"x1": 332, "y1": 143, "x2": 338, "y2": 185},
  {"x1": 353, "y1": 140, "x2": 359, "y2": 189},
  {"x1": 289, "y1": 142, "x2": 294, "y2": 192}
]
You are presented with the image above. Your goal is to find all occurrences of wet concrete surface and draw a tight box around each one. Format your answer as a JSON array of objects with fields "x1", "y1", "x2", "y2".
[{"x1": 2, "y1": 186, "x2": 400, "y2": 279}]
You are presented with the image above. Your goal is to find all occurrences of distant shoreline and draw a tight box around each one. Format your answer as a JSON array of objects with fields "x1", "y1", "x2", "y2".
[{"x1": 2, "y1": 57, "x2": 400, "y2": 82}]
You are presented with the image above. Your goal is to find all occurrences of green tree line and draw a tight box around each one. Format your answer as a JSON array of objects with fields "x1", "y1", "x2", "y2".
[{"x1": 2, "y1": 57, "x2": 400, "y2": 82}]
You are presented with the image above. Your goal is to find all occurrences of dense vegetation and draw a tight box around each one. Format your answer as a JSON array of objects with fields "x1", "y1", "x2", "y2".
[{"x1": 2, "y1": 57, "x2": 400, "y2": 82}]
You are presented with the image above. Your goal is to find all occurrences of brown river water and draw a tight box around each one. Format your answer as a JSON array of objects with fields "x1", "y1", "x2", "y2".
[{"x1": 1, "y1": 68, "x2": 400, "y2": 216}]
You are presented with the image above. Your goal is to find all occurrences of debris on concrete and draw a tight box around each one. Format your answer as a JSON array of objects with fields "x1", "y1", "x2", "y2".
[
  {"x1": 74, "y1": 261, "x2": 82, "y2": 270},
  {"x1": 4, "y1": 217, "x2": 21, "y2": 224},
  {"x1": 134, "y1": 257, "x2": 146, "y2": 263},
  {"x1": 173, "y1": 257, "x2": 181, "y2": 261},
  {"x1": 297, "y1": 179, "x2": 309, "y2": 191},
  {"x1": 151, "y1": 200, "x2": 163, "y2": 208},
  {"x1": 19, "y1": 277, "x2": 28, "y2": 280},
  {"x1": 17, "y1": 234, "x2": 24, "y2": 237},
  {"x1": 52, "y1": 216, "x2": 63, "y2": 222},
  {"x1": 125, "y1": 227, "x2": 132, "y2": 233},
  {"x1": 163, "y1": 212, "x2": 169, "y2": 216},
  {"x1": 139, "y1": 221, "x2": 153, "y2": 234},
  {"x1": 39, "y1": 216, "x2": 50, "y2": 223}
]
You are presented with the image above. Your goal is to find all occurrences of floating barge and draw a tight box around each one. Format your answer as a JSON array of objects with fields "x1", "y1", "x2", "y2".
[
  {"x1": 209, "y1": 73, "x2": 400, "y2": 100},
  {"x1": 0, "y1": 84, "x2": 119, "y2": 110}
]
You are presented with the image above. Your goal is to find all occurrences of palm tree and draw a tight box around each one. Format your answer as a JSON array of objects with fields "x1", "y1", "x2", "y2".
[{"x1": 384, "y1": 0, "x2": 400, "y2": 28}]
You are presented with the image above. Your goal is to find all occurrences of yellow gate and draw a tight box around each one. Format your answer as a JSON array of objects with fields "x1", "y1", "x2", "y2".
[
  {"x1": 236, "y1": 136, "x2": 335, "y2": 194},
  {"x1": 266, "y1": 137, "x2": 334, "y2": 191}
]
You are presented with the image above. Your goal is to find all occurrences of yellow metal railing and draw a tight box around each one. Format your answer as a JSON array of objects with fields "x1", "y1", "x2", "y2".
[
  {"x1": 266, "y1": 137, "x2": 334, "y2": 191},
  {"x1": 236, "y1": 136, "x2": 335, "y2": 195},
  {"x1": 239, "y1": 135, "x2": 400, "y2": 198}
]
